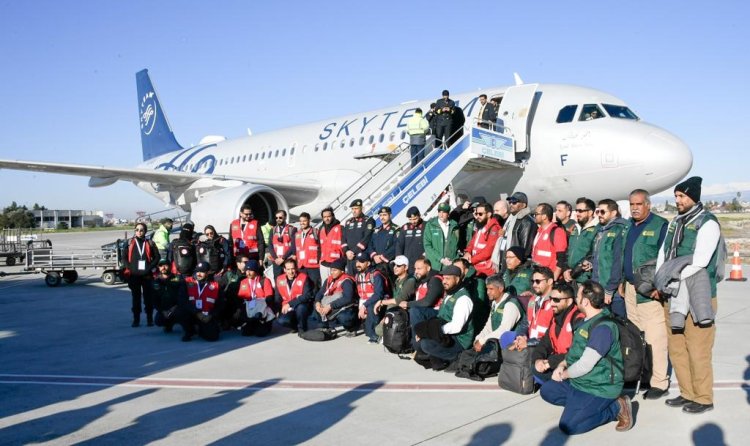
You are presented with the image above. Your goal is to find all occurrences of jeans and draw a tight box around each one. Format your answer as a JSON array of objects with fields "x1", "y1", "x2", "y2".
[
  {"x1": 409, "y1": 306, "x2": 438, "y2": 349},
  {"x1": 419, "y1": 338, "x2": 465, "y2": 361},
  {"x1": 364, "y1": 304, "x2": 384, "y2": 341},
  {"x1": 540, "y1": 379, "x2": 620, "y2": 435},
  {"x1": 410, "y1": 143, "x2": 425, "y2": 167},
  {"x1": 276, "y1": 302, "x2": 312, "y2": 331}
]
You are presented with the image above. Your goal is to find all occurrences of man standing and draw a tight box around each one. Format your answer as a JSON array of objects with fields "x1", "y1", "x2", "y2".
[
  {"x1": 658, "y1": 176, "x2": 721, "y2": 414},
  {"x1": 464, "y1": 202, "x2": 502, "y2": 314},
  {"x1": 268, "y1": 210, "x2": 296, "y2": 280},
  {"x1": 434, "y1": 89, "x2": 455, "y2": 149},
  {"x1": 293, "y1": 212, "x2": 321, "y2": 289},
  {"x1": 423, "y1": 202, "x2": 459, "y2": 272},
  {"x1": 591, "y1": 199, "x2": 629, "y2": 316},
  {"x1": 475, "y1": 94, "x2": 497, "y2": 129},
  {"x1": 531, "y1": 203, "x2": 568, "y2": 281},
  {"x1": 406, "y1": 107, "x2": 430, "y2": 167},
  {"x1": 502, "y1": 246, "x2": 533, "y2": 297},
  {"x1": 493, "y1": 192, "x2": 537, "y2": 273},
  {"x1": 275, "y1": 259, "x2": 314, "y2": 333},
  {"x1": 319, "y1": 207, "x2": 344, "y2": 284},
  {"x1": 563, "y1": 198, "x2": 598, "y2": 284},
  {"x1": 622, "y1": 189, "x2": 669, "y2": 399},
  {"x1": 152, "y1": 218, "x2": 173, "y2": 255},
  {"x1": 229, "y1": 205, "x2": 265, "y2": 261},
  {"x1": 370, "y1": 206, "x2": 399, "y2": 267},
  {"x1": 540, "y1": 280, "x2": 632, "y2": 434},
  {"x1": 555, "y1": 201, "x2": 576, "y2": 234},
  {"x1": 355, "y1": 252, "x2": 390, "y2": 343},
  {"x1": 125, "y1": 222, "x2": 161, "y2": 327},
  {"x1": 342, "y1": 199, "x2": 376, "y2": 276},
  {"x1": 397, "y1": 206, "x2": 425, "y2": 275}
]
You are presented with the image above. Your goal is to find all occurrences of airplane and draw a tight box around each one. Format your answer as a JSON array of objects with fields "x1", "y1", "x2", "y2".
[{"x1": 0, "y1": 69, "x2": 692, "y2": 232}]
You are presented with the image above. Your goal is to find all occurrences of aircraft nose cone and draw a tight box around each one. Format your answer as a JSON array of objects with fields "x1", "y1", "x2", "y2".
[{"x1": 643, "y1": 128, "x2": 693, "y2": 193}]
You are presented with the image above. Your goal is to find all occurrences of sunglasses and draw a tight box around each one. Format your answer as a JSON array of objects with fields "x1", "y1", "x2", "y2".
[
  {"x1": 474, "y1": 212, "x2": 486, "y2": 216},
  {"x1": 532, "y1": 278, "x2": 549, "y2": 284},
  {"x1": 135, "y1": 228, "x2": 145, "y2": 232},
  {"x1": 507, "y1": 199, "x2": 519, "y2": 204},
  {"x1": 550, "y1": 296, "x2": 573, "y2": 303},
  {"x1": 595, "y1": 209, "x2": 607, "y2": 215},
  {"x1": 275, "y1": 216, "x2": 285, "y2": 220},
  {"x1": 575, "y1": 208, "x2": 591, "y2": 212}
]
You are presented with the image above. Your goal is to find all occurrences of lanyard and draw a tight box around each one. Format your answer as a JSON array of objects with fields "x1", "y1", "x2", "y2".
[
  {"x1": 134, "y1": 238, "x2": 146, "y2": 258},
  {"x1": 249, "y1": 277, "x2": 260, "y2": 299},
  {"x1": 196, "y1": 281, "x2": 206, "y2": 299}
]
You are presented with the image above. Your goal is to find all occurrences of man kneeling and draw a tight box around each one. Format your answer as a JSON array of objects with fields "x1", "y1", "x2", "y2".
[
  {"x1": 414, "y1": 265, "x2": 474, "y2": 370},
  {"x1": 540, "y1": 281, "x2": 633, "y2": 434}
]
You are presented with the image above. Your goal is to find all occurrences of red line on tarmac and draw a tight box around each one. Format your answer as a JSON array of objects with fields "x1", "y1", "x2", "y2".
[{"x1": 0, "y1": 374, "x2": 747, "y2": 392}]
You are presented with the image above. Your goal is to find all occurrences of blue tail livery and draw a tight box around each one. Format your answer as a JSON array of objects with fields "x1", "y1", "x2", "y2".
[{"x1": 136, "y1": 69, "x2": 184, "y2": 161}]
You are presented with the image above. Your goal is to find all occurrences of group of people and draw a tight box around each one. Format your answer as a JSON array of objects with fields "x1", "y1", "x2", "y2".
[{"x1": 124, "y1": 175, "x2": 722, "y2": 435}]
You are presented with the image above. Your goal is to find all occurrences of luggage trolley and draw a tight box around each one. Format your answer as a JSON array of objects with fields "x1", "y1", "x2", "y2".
[{"x1": 24, "y1": 239, "x2": 126, "y2": 287}]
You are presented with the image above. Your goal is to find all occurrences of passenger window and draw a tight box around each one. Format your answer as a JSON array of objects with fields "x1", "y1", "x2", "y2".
[
  {"x1": 275, "y1": 150, "x2": 279, "y2": 158},
  {"x1": 389, "y1": 132, "x2": 395, "y2": 142},
  {"x1": 340, "y1": 140, "x2": 346, "y2": 149},
  {"x1": 400, "y1": 131, "x2": 406, "y2": 140},
  {"x1": 315, "y1": 143, "x2": 320, "y2": 152},
  {"x1": 254, "y1": 153, "x2": 258, "y2": 161},
  {"x1": 323, "y1": 142, "x2": 328, "y2": 151},
  {"x1": 261, "y1": 152, "x2": 265, "y2": 160},
  {"x1": 379, "y1": 134, "x2": 384, "y2": 143},
  {"x1": 282, "y1": 148, "x2": 287, "y2": 156},
  {"x1": 349, "y1": 138, "x2": 355, "y2": 147},
  {"x1": 242, "y1": 155, "x2": 246, "y2": 162},
  {"x1": 556, "y1": 105, "x2": 577, "y2": 123},
  {"x1": 359, "y1": 136, "x2": 364, "y2": 145},
  {"x1": 368, "y1": 135, "x2": 374, "y2": 145},
  {"x1": 579, "y1": 104, "x2": 605, "y2": 121}
]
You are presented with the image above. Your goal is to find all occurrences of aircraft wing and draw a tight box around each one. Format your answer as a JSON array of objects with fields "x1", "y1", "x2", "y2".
[{"x1": 0, "y1": 159, "x2": 320, "y2": 195}]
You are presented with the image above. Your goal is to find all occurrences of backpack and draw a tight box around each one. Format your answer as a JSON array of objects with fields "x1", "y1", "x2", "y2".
[
  {"x1": 592, "y1": 314, "x2": 649, "y2": 385},
  {"x1": 197, "y1": 238, "x2": 226, "y2": 272},
  {"x1": 299, "y1": 328, "x2": 338, "y2": 342},
  {"x1": 498, "y1": 345, "x2": 535, "y2": 394},
  {"x1": 455, "y1": 339, "x2": 500, "y2": 381},
  {"x1": 382, "y1": 308, "x2": 412, "y2": 354},
  {"x1": 172, "y1": 238, "x2": 196, "y2": 274}
]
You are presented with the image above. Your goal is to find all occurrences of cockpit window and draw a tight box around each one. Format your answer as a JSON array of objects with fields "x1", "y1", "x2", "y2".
[
  {"x1": 602, "y1": 104, "x2": 639, "y2": 120},
  {"x1": 556, "y1": 105, "x2": 577, "y2": 123},
  {"x1": 579, "y1": 104, "x2": 605, "y2": 121}
]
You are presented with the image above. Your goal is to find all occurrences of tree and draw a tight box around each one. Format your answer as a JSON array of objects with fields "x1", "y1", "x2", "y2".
[
  {"x1": 0, "y1": 202, "x2": 35, "y2": 229},
  {"x1": 32, "y1": 203, "x2": 47, "y2": 211}
]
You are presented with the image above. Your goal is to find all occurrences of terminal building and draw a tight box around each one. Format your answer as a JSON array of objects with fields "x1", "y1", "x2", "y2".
[{"x1": 32, "y1": 210, "x2": 105, "y2": 229}]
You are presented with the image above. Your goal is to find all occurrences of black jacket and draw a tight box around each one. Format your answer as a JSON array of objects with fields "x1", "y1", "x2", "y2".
[{"x1": 512, "y1": 214, "x2": 538, "y2": 259}]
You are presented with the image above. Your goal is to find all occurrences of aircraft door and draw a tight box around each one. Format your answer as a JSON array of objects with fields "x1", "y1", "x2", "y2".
[{"x1": 496, "y1": 83, "x2": 538, "y2": 153}]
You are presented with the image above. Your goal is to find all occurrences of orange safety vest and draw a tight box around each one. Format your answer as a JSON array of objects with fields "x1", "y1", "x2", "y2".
[
  {"x1": 294, "y1": 228, "x2": 320, "y2": 269},
  {"x1": 526, "y1": 296, "x2": 555, "y2": 340},
  {"x1": 415, "y1": 274, "x2": 444, "y2": 309},
  {"x1": 355, "y1": 269, "x2": 390, "y2": 306},
  {"x1": 185, "y1": 277, "x2": 219, "y2": 314},
  {"x1": 271, "y1": 225, "x2": 294, "y2": 258},
  {"x1": 468, "y1": 218, "x2": 501, "y2": 276},
  {"x1": 320, "y1": 224, "x2": 343, "y2": 263},
  {"x1": 532, "y1": 223, "x2": 567, "y2": 271},
  {"x1": 549, "y1": 306, "x2": 585, "y2": 354},
  {"x1": 238, "y1": 276, "x2": 274, "y2": 301},
  {"x1": 276, "y1": 272, "x2": 309, "y2": 305}
]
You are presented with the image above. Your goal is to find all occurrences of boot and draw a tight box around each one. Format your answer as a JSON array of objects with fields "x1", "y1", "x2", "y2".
[
  {"x1": 146, "y1": 313, "x2": 154, "y2": 327},
  {"x1": 131, "y1": 314, "x2": 140, "y2": 327}
]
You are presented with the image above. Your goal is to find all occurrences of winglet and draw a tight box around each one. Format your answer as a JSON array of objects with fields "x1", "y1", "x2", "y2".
[
  {"x1": 136, "y1": 69, "x2": 184, "y2": 161},
  {"x1": 513, "y1": 73, "x2": 524, "y2": 86}
]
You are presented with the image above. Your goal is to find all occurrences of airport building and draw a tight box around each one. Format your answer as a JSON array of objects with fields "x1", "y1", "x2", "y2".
[{"x1": 32, "y1": 209, "x2": 105, "y2": 229}]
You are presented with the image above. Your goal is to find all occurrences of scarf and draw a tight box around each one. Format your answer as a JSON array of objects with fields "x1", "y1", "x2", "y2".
[{"x1": 666, "y1": 202, "x2": 703, "y2": 261}]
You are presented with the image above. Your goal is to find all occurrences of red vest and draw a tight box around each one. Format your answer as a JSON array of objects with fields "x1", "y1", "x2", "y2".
[
  {"x1": 532, "y1": 223, "x2": 568, "y2": 271},
  {"x1": 355, "y1": 269, "x2": 389, "y2": 305},
  {"x1": 185, "y1": 277, "x2": 219, "y2": 314},
  {"x1": 276, "y1": 272, "x2": 308, "y2": 305},
  {"x1": 416, "y1": 274, "x2": 444, "y2": 309},
  {"x1": 271, "y1": 225, "x2": 294, "y2": 258},
  {"x1": 294, "y1": 228, "x2": 320, "y2": 269},
  {"x1": 468, "y1": 219, "x2": 501, "y2": 276},
  {"x1": 526, "y1": 296, "x2": 555, "y2": 339},
  {"x1": 322, "y1": 273, "x2": 355, "y2": 298},
  {"x1": 230, "y1": 218, "x2": 259, "y2": 256},
  {"x1": 549, "y1": 306, "x2": 585, "y2": 354},
  {"x1": 238, "y1": 276, "x2": 274, "y2": 301},
  {"x1": 320, "y1": 224, "x2": 343, "y2": 263}
]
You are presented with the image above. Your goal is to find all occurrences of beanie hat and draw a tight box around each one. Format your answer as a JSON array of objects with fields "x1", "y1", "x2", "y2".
[
  {"x1": 674, "y1": 176, "x2": 702, "y2": 203},
  {"x1": 506, "y1": 246, "x2": 527, "y2": 263}
]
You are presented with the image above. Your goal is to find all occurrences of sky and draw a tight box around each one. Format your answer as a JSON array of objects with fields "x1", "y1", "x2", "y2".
[{"x1": 1, "y1": 1, "x2": 748, "y2": 218}]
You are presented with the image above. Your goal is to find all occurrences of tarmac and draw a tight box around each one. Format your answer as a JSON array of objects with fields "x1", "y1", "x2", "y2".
[{"x1": 0, "y1": 230, "x2": 748, "y2": 445}]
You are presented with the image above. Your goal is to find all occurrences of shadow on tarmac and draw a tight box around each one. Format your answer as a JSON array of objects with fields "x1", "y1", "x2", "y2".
[
  {"x1": 0, "y1": 388, "x2": 157, "y2": 445},
  {"x1": 465, "y1": 422, "x2": 513, "y2": 445},
  {"x1": 75, "y1": 379, "x2": 281, "y2": 445},
  {"x1": 208, "y1": 381, "x2": 385, "y2": 445},
  {"x1": 743, "y1": 354, "x2": 750, "y2": 405},
  {"x1": 692, "y1": 423, "x2": 727, "y2": 446}
]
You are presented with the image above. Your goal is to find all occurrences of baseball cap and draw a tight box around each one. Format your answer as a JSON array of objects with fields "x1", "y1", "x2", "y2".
[
  {"x1": 437, "y1": 202, "x2": 451, "y2": 212},
  {"x1": 509, "y1": 192, "x2": 528, "y2": 204},
  {"x1": 391, "y1": 255, "x2": 409, "y2": 267}
]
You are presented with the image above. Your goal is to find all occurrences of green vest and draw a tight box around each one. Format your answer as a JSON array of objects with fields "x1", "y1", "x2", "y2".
[
  {"x1": 437, "y1": 287, "x2": 475, "y2": 349},
  {"x1": 592, "y1": 219, "x2": 629, "y2": 291},
  {"x1": 152, "y1": 275, "x2": 184, "y2": 309},
  {"x1": 567, "y1": 223, "x2": 598, "y2": 283},
  {"x1": 566, "y1": 309, "x2": 624, "y2": 399},
  {"x1": 261, "y1": 223, "x2": 273, "y2": 246},
  {"x1": 662, "y1": 211, "x2": 720, "y2": 296},
  {"x1": 630, "y1": 214, "x2": 668, "y2": 303},
  {"x1": 490, "y1": 296, "x2": 524, "y2": 331},
  {"x1": 503, "y1": 263, "x2": 532, "y2": 296},
  {"x1": 423, "y1": 217, "x2": 459, "y2": 271}
]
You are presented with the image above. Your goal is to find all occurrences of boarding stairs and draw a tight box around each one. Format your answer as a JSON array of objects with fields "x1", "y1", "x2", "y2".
[{"x1": 327, "y1": 122, "x2": 525, "y2": 224}]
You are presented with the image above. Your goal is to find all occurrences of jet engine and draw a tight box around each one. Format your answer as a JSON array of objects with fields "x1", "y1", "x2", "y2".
[{"x1": 188, "y1": 184, "x2": 288, "y2": 235}]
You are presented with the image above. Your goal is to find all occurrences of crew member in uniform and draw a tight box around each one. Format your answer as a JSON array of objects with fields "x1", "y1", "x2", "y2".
[
  {"x1": 342, "y1": 199, "x2": 375, "y2": 276},
  {"x1": 311, "y1": 258, "x2": 359, "y2": 333},
  {"x1": 180, "y1": 262, "x2": 223, "y2": 342},
  {"x1": 268, "y1": 210, "x2": 297, "y2": 281},
  {"x1": 434, "y1": 89, "x2": 455, "y2": 149},
  {"x1": 476, "y1": 94, "x2": 497, "y2": 129},
  {"x1": 197, "y1": 225, "x2": 231, "y2": 278},
  {"x1": 275, "y1": 259, "x2": 314, "y2": 333},
  {"x1": 229, "y1": 205, "x2": 265, "y2": 261},
  {"x1": 125, "y1": 222, "x2": 161, "y2": 327},
  {"x1": 293, "y1": 212, "x2": 321, "y2": 290},
  {"x1": 152, "y1": 258, "x2": 186, "y2": 333},
  {"x1": 370, "y1": 206, "x2": 399, "y2": 270},
  {"x1": 319, "y1": 207, "x2": 344, "y2": 284},
  {"x1": 397, "y1": 206, "x2": 425, "y2": 276},
  {"x1": 237, "y1": 259, "x2": 276, "y2": 337}
]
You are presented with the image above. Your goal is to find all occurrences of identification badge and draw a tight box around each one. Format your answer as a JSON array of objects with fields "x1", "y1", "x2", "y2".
[
  {"x1": 276, "y1": 246, "x2": 284, "y2": 256},
  {"x1": 299, "y1": 250, "x2": 306, "y2": 260},
  {"x1": 138, "y1": 260, "x2": 146, "y2": 270},
  {"x1": 195, "y1": 300, "x2": 203, "y2": 310},
  {"x1": 238, "y1": 240, "x2": 245, "y2": 248}
]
